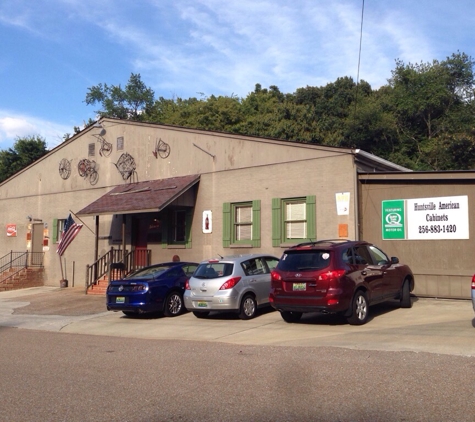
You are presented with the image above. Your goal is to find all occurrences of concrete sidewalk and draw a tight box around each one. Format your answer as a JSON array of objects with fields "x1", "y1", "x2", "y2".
[
  {"x1": 0, "y1": 286, "x2": 108, "y2": 331},
  {"x1": 1, "y1": 286, "x2": 474, "y2": 357}
]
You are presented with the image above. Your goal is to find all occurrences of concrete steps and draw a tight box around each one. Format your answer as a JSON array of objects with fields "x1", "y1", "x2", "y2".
[{"x1": 87, "y1": 278, "x2": 108, "y2": 295}]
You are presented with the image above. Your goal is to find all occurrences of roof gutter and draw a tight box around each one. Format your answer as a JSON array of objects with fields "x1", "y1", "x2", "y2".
[{"x1": 353, "y1": 149, "x2": 412, "y2": 172}]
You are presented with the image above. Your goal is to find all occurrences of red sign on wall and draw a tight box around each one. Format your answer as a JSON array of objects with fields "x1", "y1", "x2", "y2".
[{"x1": 6, "y1": 224, "x2": 17, "y2": 237}]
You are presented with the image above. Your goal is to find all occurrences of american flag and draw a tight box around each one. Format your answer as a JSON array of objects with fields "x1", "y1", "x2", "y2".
[{"x1": 57, "y1": 214, "x2": 83, "y2": 256}]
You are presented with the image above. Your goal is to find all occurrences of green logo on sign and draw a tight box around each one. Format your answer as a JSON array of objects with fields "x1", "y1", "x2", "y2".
[{"x1": 382, "y1": 200, "x2": 405, "y2": 240}]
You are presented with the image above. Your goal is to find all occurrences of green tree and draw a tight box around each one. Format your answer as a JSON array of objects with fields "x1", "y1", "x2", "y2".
[
  {"x1": 85, "y1": 73, "x2": 155, "y2": 121},
  {"x1": 149, "y1": 94, "x2": 244, "y2": 132},
  {"x1": 388, "y1": 52, "x2": 475, "y2": 170},
  {"x1": 0, "y1": 135, "x2": 48, "y2": 182}
]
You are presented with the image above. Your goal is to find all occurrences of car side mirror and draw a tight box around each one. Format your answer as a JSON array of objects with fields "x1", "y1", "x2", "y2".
[{"x1": 390, "y1": 257, "x2": 399, "y2": 264}]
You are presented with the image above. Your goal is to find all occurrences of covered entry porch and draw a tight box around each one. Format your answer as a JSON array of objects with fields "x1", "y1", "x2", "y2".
[{"x1": 76, "y1": 175, "x2": 200, "y2": 293}]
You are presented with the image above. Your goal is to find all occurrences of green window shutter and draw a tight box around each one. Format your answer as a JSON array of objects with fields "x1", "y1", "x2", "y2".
[
  {"x1": 272, "y1": 198, "x2": 282, "y2": 247},
  {"x1": 185, "y1": 209, "x2": 193, "y2": 249},
  {"x1": 306, "y1": 195, "x2": 316, "y2": 241},
  {"x1": 222, "y1": 203, "x2": 231, "y2": 248},
  {"x1": 52, "y1": 218, "x2": 58, "y2": 244},
  {"x1": 251, "y1": 200, "x2": 261, "y2": 248},
  {"x1": 161, "y1": 212, "x2": 169, "y2": 248}
]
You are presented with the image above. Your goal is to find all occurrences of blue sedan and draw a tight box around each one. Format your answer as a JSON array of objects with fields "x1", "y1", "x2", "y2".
[{"x1": 106, "y1": 261, "x2": 198, "y2": 317}]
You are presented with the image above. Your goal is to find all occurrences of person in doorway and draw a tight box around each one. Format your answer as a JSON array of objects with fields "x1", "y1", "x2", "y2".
[{"x1": 172, "y1": 255, "x2": 180, "y2": 262}]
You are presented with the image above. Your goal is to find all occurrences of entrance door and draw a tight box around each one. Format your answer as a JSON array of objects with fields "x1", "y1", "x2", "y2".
[
  {"x1": 133, "y1": 217, "x2": 149, "y2": 267},
  {"x1": 30, "y1": 223, "x2": 44, "y2": 265}
]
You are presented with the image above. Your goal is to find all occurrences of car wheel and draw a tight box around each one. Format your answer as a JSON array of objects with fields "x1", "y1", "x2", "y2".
[
  {"x1": 122, "y1": 311, "x2": 137, "y2": 317},
  {"x1": 239, "y1": 294, "x2": 257, "y2": 320},
  {"x1": 347, "y1": 290, "x2": 369, "y2": 325},
  {"x1": 193, "y1": 311, "x2": 210, "y2": 318},
  {"x1": 280, "y1": 311, "x2": 302, "y2": 323},
  {"x1": 400, "y1": 279, "x2": 412, "y2": 308},
  {"x1": 164, "y1": 292, "x2": 184, "y2": 317}
]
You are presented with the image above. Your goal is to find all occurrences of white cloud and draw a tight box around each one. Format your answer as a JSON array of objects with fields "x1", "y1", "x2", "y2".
[
  {"x1": 0, "y1": 111, "x2": 71, "y2": 150},
  {"x1": 0, "y1": 0, "x2": 473, "y2": 145}
]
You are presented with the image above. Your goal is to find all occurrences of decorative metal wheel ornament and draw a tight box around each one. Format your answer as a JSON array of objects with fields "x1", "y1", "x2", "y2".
[
  {"x1": 114, "y1": 153, "x2": 136, "y2": 181},
  {"x1": 153, "y1": 138, "x2": 171, "y2": 159},
  {"x1": 78, "y1": 159, "x2": 88, "y2": 178},
  {"x1": 58, "y1": 158, "x2": 72, "y2": 180},
  {"x1": 92, "y1": 134, "x2": 112, "y2": 157},
  {"x1": 78, "y1": 158, "x2": 99, "y2": 185}
]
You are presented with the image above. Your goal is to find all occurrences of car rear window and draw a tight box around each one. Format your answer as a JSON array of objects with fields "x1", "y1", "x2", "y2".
[
  {"x1": 194, "y1": 263, "x2": 234, "y2": 278},
  {"x1": 277, "y1": 250, "x2": 331, "y2": 272},
  {"x1": 125, "y1": 266, "x2": 170, "y2": 279}
]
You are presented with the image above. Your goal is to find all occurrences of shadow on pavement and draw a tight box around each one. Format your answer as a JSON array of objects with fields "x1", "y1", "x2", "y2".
[{"x1": 7, "y1": 287, "x2": 106, "y2": 316}]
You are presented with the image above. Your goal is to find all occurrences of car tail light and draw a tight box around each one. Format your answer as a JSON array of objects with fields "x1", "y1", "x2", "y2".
[
  {"x1": 318, "y1": 269, "x2": 346, "y2": 282},
  {"x1": 271, "y1": 270, "x2": 281, "y2": 282},
  {"x1": 219, "y1": 277, "x2": 241, "y2": 290},
  {"x1": 185, "y1": 279, "x2": 190, "y2": 290},
  {"x1": 131, "y1": 284, "x2": 147, "y2": 292},
  {"x1": 471, "y1": 275, "x2": 475, "y2": 289}
]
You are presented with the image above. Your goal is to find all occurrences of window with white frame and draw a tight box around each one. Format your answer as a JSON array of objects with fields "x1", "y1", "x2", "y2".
[
  {"x1": 53, "y1": 218, "x2": 67, "y2": 244},
  {"x1": 234, "y1": 203, "x2": 253, "y2": 242},
  {"x1": 284, "y1": 199, "x2": 307, "y2": 240},
  {"x1": 222, "y1": 200, "x2": 261, "y2": 248},
  {"x1": 272, "y1": 196, "x2": 316, "y2": 246}
]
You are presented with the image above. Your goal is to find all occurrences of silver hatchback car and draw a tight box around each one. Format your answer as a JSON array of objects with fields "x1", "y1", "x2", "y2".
[{"x1": 184, "y1": 254, "x2": 279, "y2": 319}]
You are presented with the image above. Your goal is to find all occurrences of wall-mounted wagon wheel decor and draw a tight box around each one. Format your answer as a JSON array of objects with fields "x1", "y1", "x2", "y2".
[
  {"x1": 114, "y1": 152, "x2": 136, "y2": 181},
  {"x1": 152, "y1": 138, "x2": 170, "y2": 159},
  {"x1": 58, "y1": 158, "x2": 72, "y2": 180},
  {"x1": 78, "y1": 158, "x2": 99, "y2": 185},
  {"x1": 92, "y1": 134, "x2": 113, "y2": 157}
]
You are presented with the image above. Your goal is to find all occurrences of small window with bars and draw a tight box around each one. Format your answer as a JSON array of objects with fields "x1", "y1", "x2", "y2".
[{"x1": 88, "y1": 143, "x2": 95, "y2": 157}]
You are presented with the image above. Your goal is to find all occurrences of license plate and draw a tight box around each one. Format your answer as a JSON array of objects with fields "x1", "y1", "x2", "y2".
[
  {"x1": 115, "y1": 297, "x2": 125, "y2": 304},
  {"x1": 197, "y1": 301, "x2": 208, "y2": 308},
  {"x1": 293, "y1": 283, "x2": 306, "y2": 291}
]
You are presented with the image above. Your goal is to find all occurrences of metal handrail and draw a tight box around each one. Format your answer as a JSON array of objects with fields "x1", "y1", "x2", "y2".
[
  {"x1": 85, "y1": 247, "x2": 151, "y2": 292},
  {"x1": 0, "y1": 251, "x2": 45, "y2": 284}
]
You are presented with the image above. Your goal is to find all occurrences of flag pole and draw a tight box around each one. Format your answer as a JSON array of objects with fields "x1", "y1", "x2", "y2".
[
  {"x1": 69, "y1": 209, "x2": 94, "y2": 234},
  {"x1": 58, "y1": 253, "x2": 65, "y2": 282}
]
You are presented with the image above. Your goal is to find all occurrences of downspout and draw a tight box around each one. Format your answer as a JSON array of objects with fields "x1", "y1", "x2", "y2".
[
  {"x1": 352, "y1": 151, "x2": 361, "y2": 240},
  {"x1": 94, "y1": 215, "x2": 99, "y2": 281},
  {"x1": 122, "y1": 215, "x2": 126, "y2": 263}
]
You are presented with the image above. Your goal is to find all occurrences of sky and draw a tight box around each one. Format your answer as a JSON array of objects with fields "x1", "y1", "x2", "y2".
[{"x1": 1, "y1": 0, "x2": 474, "y2": 151}]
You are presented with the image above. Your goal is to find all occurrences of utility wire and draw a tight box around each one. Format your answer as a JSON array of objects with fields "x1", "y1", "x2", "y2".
[{"x1": 354, "y1": 0, "x2": 365, "y2": 113}]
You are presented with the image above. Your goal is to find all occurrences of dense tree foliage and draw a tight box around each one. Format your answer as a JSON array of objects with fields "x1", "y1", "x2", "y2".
[
  {"x1": 5, "y1": 51, "x2": 471, "y2": 180},
  {"x1": 0, "y1": 135, "x2": 48, "y2": 182},
  {"x1": 85, "y1": 73, "x2": 155, "y2": 121}
]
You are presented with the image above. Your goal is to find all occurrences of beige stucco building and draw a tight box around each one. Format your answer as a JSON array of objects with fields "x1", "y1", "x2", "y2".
[
  {"x1": 3, "y1": 117, "x2": 472, "y2": 300},
  {"x1": 358, "y1": 172, "x2": 475, "y2": 300}
]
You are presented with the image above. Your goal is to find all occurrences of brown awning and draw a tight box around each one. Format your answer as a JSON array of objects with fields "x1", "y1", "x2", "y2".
[{"x1": 76, "y1": 174, "x2": 200, "y2": 216}]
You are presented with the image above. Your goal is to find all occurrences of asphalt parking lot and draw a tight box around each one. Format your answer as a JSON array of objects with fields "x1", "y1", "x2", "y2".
[{"x1": 1, "y1": 286, "x2": 474, "y2": 357}]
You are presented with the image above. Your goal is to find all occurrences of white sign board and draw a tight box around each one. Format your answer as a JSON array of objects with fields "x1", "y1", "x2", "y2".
[
  {"x1": 335, "y1": 192, "x2": 350, "y2": 216},
  {"x1": 406, "y1": 195, "x2": 469, "y2": 240},
  {"x1": 202, "y1": 210, "x2": 212, "y2": 234}
]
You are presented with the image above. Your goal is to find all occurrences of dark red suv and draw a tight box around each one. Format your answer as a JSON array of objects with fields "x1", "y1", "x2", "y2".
[{"x1": 269, "y1": 240, "x2": 414, "y2": 325}]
